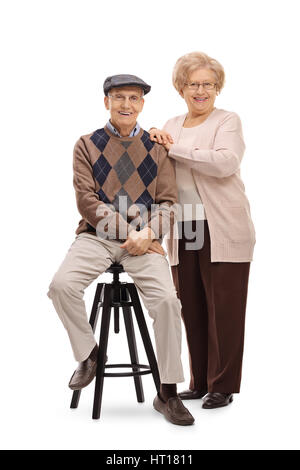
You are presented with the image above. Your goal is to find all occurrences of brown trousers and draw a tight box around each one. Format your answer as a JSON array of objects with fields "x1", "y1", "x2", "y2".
[{"x1": 171, "y1": 220, "x2": 250, "y2": 393}]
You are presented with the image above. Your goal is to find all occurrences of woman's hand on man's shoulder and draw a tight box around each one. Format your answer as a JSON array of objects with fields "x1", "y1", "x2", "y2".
[{"x1": 149, "y1": 128, "x2": 174, "y2": 150}]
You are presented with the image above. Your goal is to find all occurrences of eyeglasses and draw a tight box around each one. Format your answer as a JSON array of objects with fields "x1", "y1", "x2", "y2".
[
  {"x1": 108, "y1": 93, "x2": 143, "y2": 103},
  {"x1": 184, "y1": 82, "x2": 216, "y2": 91}
]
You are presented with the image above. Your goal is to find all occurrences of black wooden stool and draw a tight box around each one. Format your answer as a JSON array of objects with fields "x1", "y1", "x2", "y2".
[{"x1": 70, "y1": 263, "x2": 161, "y2": 419}]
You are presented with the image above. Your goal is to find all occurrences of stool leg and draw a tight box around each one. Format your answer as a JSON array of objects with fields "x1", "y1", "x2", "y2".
[
  {"x1": 126, "y1": 284, "x2": 161, "y2": 393},
  {"x1": 114, "y1": 307, "x2": 120, "y2": 333},
  {"x1": 92, "y1": 284, "x2": 112, "y2": 419},
  {"x1": 122, "y1": 290, "x2": 144, "y2": 402},
  {"x1": 113, "y1": 284, "x2": 120, "y2": 333},
  {"x1": 70, "y1": 283, "x2": 104, "y2": 409}
]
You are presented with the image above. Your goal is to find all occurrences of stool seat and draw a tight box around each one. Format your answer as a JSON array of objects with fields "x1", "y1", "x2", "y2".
[{"x1": 105, "y1": 263, "x2": 125, "y2": 274}]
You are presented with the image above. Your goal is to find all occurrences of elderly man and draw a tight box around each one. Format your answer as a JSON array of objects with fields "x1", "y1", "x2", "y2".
[{"x1": 47, "y1": 74, "x2": 194, "y2": 426}]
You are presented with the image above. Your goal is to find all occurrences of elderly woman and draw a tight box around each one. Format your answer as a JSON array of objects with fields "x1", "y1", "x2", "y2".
[{"x1": 149, "y1": 52, "x2": 256, "y2": 409}]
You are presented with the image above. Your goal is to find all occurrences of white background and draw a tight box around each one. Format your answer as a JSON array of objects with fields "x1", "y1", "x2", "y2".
[{"x1": 1, "y1": 0, "x2": 300, "y2": 450}]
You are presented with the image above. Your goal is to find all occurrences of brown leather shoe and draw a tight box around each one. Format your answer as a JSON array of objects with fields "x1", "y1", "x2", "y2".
[
  {"x1": 153, "y1": 394, "x2": 195, "y2": 426},
  {"x1": 178, "y1": 389, "x2": 207, "y2": 400},
  {"x1": 202, "y1": 393, "x2": 233, "y2": 409},
  {"x1": 68, "y1": 345, "x2": 107, "y2": 391}
]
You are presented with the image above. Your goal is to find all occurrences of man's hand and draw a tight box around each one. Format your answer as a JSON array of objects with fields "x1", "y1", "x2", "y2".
[
  {"x1": 147, "y1": 240, "x2": 166, "y2": 256},
  {"x1": 120, "y1": 227, "x2": 155, "y2": 256}
]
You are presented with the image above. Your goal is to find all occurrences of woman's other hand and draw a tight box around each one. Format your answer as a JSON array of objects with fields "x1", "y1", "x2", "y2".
[{"x1": 149, "y1": 128, "x2": 173, "y2": 150}]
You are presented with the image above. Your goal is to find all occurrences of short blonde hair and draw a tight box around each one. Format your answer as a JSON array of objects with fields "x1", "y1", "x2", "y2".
[{"x1": 172, "y1": 51, "x2": 225, "y2": 94}]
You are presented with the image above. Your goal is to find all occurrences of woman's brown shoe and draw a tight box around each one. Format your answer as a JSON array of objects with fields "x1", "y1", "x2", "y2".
[
  {"x1": 178, "y1": 389, "x2": 207, "y2": 400},
  {"x1": 202, "y1": 393, "x2": 233, "y2": 409}
]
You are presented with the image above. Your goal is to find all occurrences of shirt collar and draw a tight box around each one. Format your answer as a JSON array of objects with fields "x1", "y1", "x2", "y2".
[{"x1": 106, "y1": 119, "x2": 140, "y2": 137}]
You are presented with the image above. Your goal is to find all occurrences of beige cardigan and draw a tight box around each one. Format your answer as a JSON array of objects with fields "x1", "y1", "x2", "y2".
[{"x1": 164, "y1": 108, "x2": 256, "y2": 265}]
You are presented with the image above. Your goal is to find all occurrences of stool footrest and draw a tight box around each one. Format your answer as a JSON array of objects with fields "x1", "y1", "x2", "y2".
[
  {"x1": 98, "y1": 301, "x2": 133, "y2": 308},
  {"x1": 103, "y1": 363, "x2": 152, "y2": 378},
  {"x1": 111, "y1": 301, "x2": 133, "y2": 307}
]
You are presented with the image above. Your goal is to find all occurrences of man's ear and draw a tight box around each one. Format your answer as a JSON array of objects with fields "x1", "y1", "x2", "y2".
[
  {"x1": 104, "y1": 96, "x2": 110, "y2": 110},
  {"x1": 140, "y1": 97, "x2": 145, "y2": 111}
]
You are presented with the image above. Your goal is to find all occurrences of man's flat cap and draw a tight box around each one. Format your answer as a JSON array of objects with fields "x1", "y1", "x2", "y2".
[{"x1": 103, "y1": 74, "x2": 151, "y2": 96}]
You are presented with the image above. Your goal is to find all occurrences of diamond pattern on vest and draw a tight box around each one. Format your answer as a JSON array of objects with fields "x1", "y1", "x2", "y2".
[
  {"x1": 93, "y1": 155, "x2": 112, "y2": 186},
  {"x1": 140, "y1": 130, "x2": 155, "y2": 152},
  {"x1": 90, "y1": 128, "x2": 110, "y2": 152},
  {"x1": 137, "y1": 153, "x2": 157, "y2": 187},
  {"x1": 121, "y1": 141, "x2": 132, "y2": 149},
  {"x1": 112, "y1": 188, "x2": 133, "y2": 214},
  {"x1": 136, "y1": 189, "x2": 153, "y2": 208},
  {"x1": 97, "y1": 187, "x2": 110, "y2": 204},
  {"x1": 114, "y1": 151, "x2": 135, "y2": 185}
]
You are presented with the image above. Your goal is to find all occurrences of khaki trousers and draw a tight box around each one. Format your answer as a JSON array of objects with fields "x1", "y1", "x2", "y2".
[{"x1": 47, "y1": 232, "x2": 184, "y2": 384}]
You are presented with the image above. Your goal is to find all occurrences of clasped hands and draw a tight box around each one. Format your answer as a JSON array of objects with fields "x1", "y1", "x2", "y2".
[{"x1": 120, "y1": 227, "x2": 166, "y2": 257}]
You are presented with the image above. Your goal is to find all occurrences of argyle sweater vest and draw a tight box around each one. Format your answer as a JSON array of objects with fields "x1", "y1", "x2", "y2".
[{"x1": 73, "y1": 125, "x2": 177, "y2": 240}]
